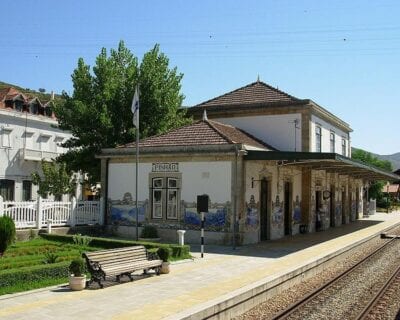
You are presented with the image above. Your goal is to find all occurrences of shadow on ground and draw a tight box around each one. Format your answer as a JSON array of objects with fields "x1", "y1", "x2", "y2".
[
  {"x1": 190, "y1": 219, "x2": 388, "y2": 259},
  {"x1": 51, "y1": 272, "x2": 159, "y2": 292}
]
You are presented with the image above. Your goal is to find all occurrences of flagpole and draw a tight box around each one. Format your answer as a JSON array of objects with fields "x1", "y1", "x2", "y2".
[
  {"x1": 131, "y1": 85, "x2": 140, "y2": 241},
  {"x1": 135, "y1": 123, "x2": 139, "y2": 241}
]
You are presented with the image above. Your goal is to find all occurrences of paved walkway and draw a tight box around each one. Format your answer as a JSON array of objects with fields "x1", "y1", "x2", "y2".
[{"x1": 1, "y1": 212, "x2": 400, "y2": 320}]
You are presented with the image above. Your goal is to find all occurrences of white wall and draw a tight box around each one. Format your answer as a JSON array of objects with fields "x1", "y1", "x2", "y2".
[
  {"x1": 0, "y1": 110, "x2": 71, "y2": 201},
  {"x1": 213, "y1": 114, "x2": 302, "y2": 152},
  {"x1": 108, "y1": 161, "x2": 232, "y2": 203},
  {"x1": 310, "y1": 115, "x2": 350, "y2": 155}
]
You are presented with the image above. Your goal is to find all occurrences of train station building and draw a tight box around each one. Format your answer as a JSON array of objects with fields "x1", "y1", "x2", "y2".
[{"x1": 98, "y1": 80, "x2": 399, "y2": 244}]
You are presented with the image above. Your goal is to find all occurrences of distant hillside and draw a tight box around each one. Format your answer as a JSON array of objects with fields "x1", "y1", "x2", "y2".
[
  {"x1": 0, "y1": 81, "x2": 60, "y2": 102},
  {"x1": 352, "y1": 147, "x2": 400, "y2": 171}
]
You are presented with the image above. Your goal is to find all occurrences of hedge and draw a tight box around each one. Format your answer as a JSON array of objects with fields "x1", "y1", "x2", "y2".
[
  {"x1": 0, "y1": 261, "x2": 70, "y2": 288},
  {"x1": 40, "y1": 234, "x2": 190, "y2": 259}
]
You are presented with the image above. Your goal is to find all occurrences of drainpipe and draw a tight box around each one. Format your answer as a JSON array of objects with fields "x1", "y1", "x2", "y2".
[{"x1": 233, "y1": 146, "x2": 238, "y2": 249}]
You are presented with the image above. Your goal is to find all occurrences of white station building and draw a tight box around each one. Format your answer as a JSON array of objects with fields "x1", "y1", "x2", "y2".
[{"x1": 98, "y1": 81, "x2": 399, "y2": 244}]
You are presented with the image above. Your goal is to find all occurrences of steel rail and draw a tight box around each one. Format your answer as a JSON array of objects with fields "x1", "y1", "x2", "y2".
[
  {"x1": 355, "y1": 261, "x2": 400, "y2": 320},
  {"x1": 271, "y1": 237, "x2": 398, "y2": 320}
]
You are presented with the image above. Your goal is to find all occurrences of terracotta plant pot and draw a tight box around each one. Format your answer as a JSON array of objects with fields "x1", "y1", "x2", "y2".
[
  {"x1": 160, "y1": 262, "x2": 170, "y2": 274},
  {"x1": 69, "y1": 275, "x2": 86, "y2": 291}
]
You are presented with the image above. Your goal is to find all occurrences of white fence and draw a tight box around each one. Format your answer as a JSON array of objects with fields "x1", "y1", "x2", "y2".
[{"x1": 0, "y1": 196, "x2": 102, "y2": 229}]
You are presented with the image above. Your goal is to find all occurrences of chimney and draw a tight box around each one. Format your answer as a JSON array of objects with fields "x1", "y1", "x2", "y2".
[
  {"x1": 51, "y1": 91, "x2": 54, "y2": 100},
  {"x1": 202, "y1": 109, "x2": 208, "y2": 121}
]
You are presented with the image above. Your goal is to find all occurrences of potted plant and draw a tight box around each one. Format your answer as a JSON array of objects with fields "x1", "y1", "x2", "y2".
[
  {"x1": 157, "y1": 247, "x2": 171, "y2": 274},
  {"x1": 139, "y1": 225, "x2": 161, "y2": 242},
  {"x1": 69, "y1": 258, "x2": 86, "y2": 291}
]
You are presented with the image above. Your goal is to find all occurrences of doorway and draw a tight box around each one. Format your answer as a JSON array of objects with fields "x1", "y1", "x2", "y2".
[
  {"x1": 284, "y1": 181, "x2": 292, "y2": 236},
  {"x1": 330, "y1": 185, "x2": 335, "y2": 227},
  {"x1": 260, "y1": 179, "x2": 270, "y2": 241}
]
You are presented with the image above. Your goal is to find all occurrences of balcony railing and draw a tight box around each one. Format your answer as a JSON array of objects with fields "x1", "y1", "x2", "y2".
[{"x1": 19, "y1": 148, "x2": 58, "y2": 162}]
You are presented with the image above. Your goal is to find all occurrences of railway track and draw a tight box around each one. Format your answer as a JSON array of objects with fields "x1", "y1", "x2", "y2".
[
  {"x1": 270, "y1": 235, "x2": 400, "y2": 320},
  {"x1": 356, "y1": 241, "x2": 400, "y2": 320}
]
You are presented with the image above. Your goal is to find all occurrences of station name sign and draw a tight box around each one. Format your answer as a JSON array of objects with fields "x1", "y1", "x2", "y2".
[{"x1": 152, "y1": 162, "x2": 179, "y2": 172}]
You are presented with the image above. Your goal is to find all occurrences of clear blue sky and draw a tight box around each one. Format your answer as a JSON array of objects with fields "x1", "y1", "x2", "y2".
[{"x1": 1, "y1": 0, "x2": 399, "y2": 154}]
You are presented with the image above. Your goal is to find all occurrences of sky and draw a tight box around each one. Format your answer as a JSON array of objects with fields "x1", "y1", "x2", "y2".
[{"x1": 1, "y1": 0, "x2": 399, "y2": 155}]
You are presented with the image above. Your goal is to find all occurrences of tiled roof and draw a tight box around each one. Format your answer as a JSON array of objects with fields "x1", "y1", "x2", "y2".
[
  {"x1": 0, "y1": 86, "x2": 55, "y2": 118},
  {"x1": 382, "y1": 184, "x2": 400, "y2": 193},
  {"x1": 193, "y1": 81, "x2": 300, "y2": 108},
  {"x1": 119, "y1": 120, "x2": 275, "y2": 150}
]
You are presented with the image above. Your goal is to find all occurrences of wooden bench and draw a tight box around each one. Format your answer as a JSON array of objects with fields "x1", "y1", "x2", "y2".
[{"x1": 83, "y1": 246, "x2": 163, "y2": 288}]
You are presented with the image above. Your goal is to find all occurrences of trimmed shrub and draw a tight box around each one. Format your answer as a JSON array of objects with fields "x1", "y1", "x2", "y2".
[
  {"x1": 40, "y1": 234, "x2": 190, "y2": 259},
  {"x1": 0, "y1": 216, "x2": 16, "y2": 257},
  {"x1": 140, "y1": 225, "x2": 158, "y2": 238},
  {"x1": 157, "y1": 247, "x2": 171, "y2": 262},
  {"x1": 69, "y1": 258, "x2": 85, "y2": 276},
  {"x1": 0, "y1": 262, "x2": 69, "y2": 288}
]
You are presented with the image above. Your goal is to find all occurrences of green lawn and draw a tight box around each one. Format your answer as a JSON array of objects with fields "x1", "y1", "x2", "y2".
[
  {"x1": 0, "y1": 235, "x2": 190, "y2": 296},
  {"x1": 0, "y1": 238, "x2": 102, "y2": 295}
]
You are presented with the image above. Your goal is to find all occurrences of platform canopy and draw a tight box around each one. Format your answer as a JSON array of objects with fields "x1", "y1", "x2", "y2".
[{"x1": 244, "y1": 151, "x2": 400, "y2": 181}]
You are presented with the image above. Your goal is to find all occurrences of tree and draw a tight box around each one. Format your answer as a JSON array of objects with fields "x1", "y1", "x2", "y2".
[
  {"x1": 31, "y1": 161, "x2": 77, "y2": 200},
  {"x1": 54, "y1": 41, "x2": 191, "y2": 184},
  {"x1": 352, "y1": 148, "x2": 393, "y2": 200},
  {"x1": 0, "y1": 216, "x2": 16, "y2": 257}
]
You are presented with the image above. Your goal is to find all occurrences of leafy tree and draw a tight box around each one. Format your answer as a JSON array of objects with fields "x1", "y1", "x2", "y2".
[
  {"x1": 0, "y1": 216, "x2": 16, "y2": 257},
  {"x1": 352, "y1": 148, "x2": 393, "y2": 200},
  {"x1": 54, "y1": 41, "x2": 191, "y2": 184},
  {"x1": 31, "y1": 161, "x2": 77, "y2": 200}
]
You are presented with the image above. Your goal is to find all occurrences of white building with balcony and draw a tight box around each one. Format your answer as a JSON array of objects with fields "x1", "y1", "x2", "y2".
[{"x1": 0, "y1": 87, "x2": 72, "y2": 201}]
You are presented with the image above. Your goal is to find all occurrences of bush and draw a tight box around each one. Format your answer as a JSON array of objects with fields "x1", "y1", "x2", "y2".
[
  {"x1": 72, "y1": 234, "x2": 92, "y2": 247},
  {"x1": 157, "y1": 247, "x2": 171, "y2": 262},
  {"x1": 40, "y1": 234, "x2": 190, "y2": 259},
  {"x1": 0, "y1": 216, "x2": 16, "y2": 257},
  {"x1": 69, "y1": 258, "x2": 85, "y2": 277},
  {"x1": 43, "y1": 251, "x2": 58, "y2": 264},
  {"x1": 140, "y1": 225, "x2": 158, "y2": 238},
  {"x1": 0, "y1": 262, "x2": 69, "y2": 288}
]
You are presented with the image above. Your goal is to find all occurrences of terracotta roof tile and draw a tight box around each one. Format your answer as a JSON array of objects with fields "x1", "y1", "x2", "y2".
[
  {"x1": 193, "y1": 81, "x2": 300, "y2": 109},
  {"x1": 119, "y1": 120, "x2": 275, "y2": 150}
]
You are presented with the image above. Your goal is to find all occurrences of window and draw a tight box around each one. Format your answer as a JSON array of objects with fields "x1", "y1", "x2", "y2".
[
  {"x1": 39, "y1": 134, "x2": 51, "y2": 152},
  {"x1": 14, "y1": 100, "x2": 24, "y2": 111},
  {"x1": 152, "y1": 178, "x2": 163, "y2": 219},
  {"x1": 0, "y1": 179, "x2": 15, "y2": 201},
  {"x1": 1, "y1": 129, "x2": 12, "y2": 148},
  {"x1": 22, "y1": 180, "x2": 32, "y2": 201},
  {"x1": 150, "y1": 176, "x2": 181, "y2": 220},
  {"x1": 167, "y1": 178, "x2": 178, "y2": 219},
  {"x1": 330, "y1": 132, "x2": 335, "y2": 153},
  {"x1": 30, "y1": 103, "x2": 39, "y2": 115},
  {"x1": 342, "y1": 138, "x2": 346, "y2": 156},
  {"x1": 315, "y1": 126, "x2": 322, "y2": 152},
  {"x1": 45, "y1": 106, "x2": 53, "y2": 117}
]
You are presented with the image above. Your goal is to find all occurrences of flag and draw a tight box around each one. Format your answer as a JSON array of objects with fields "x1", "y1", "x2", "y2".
[{"x1": 131, "y1": 85, "x2": 139, "y2": 128}]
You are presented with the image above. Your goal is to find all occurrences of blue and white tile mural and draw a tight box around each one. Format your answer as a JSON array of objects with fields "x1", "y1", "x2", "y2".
[
  {"x1": 184, "y1": 206, "x2": 227, "y2": 231},
  {"x1": 108, "y1": 192, "x2": 230, "y2": 231},
  {"x1": 110, "y1": 205, "x2": 146, "y2": 224},
  {"x1": 272, "y1": 196, "x2": 283, "y2": 226},
  {"x1": 108, "y1": 192, "x2": 147, "y2": 226},
  {"x1": 293, "y1": 195, "x2": 301, "y2": 224},
  {"x1": 245, "y1": 195, "x2": 259, "y2": 230}
]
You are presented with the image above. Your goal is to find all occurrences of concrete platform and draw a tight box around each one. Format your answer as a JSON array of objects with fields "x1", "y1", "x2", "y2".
[{"x1": 1, "y1": 212, "x2": 400, "y2": 320}]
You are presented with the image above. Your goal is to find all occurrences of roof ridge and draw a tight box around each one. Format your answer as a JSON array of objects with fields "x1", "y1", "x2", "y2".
[
  {"x1": 206, "y1": 120, "x2": 235, "y2": 144},
  {"x1": 194, "y1": 80, "x2": 300, "y2": 107}
]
